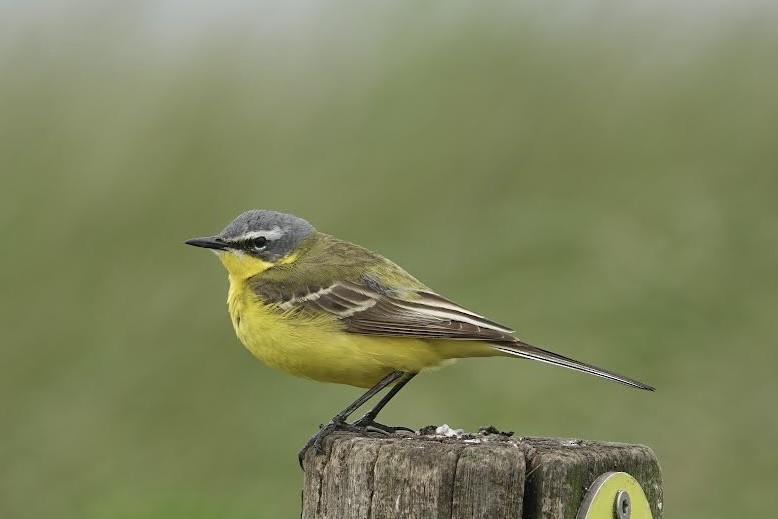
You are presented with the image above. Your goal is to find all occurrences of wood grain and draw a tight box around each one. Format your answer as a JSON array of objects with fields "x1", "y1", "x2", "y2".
[{"x1": 301, "y1": 431, "x2": 662, "y2": 519}]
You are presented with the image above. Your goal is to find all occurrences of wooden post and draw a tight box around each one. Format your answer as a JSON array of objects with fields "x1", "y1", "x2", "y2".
[{"x1": 301, "y1": 429, "x2": 662, "y2": 519}]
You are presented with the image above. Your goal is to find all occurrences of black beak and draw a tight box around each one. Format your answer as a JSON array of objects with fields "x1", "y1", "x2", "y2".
[{"x1": 184, "y1": 236, "x2": 229, "y2": 250}]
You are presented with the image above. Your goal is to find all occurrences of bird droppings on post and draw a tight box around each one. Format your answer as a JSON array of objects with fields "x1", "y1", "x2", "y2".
[
  {"x1": 432, "y1": 424, "x2": 467, "y2": 437},
  {"x1": 415, "y1": 424, "x2": 516, "y2": 441}
]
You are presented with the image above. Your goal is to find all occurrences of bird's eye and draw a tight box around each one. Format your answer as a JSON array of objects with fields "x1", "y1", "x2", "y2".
[{"x1": 250, "y1": 236, "x2": 268, "y2": 251}]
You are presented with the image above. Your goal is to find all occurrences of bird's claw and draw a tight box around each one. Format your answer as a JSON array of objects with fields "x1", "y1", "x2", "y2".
[
  {"x1": 351, "y1": 416, "x2": 415, "y2": 435},
  {"x1": 298, "y1": 418, "x2": 415, "y2": 468},
  {"x1": 298, "y1": 419, "x2": 362, "y2": 468}
]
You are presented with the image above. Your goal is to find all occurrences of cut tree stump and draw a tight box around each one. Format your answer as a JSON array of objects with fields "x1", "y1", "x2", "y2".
[{"x1": 301, "y1": 429, "x2": 662, "y2": 519}]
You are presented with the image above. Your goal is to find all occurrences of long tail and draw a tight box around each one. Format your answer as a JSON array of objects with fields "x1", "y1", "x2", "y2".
[{"x1": 493, "y1": 341, "x2": 655, "y2": 391}]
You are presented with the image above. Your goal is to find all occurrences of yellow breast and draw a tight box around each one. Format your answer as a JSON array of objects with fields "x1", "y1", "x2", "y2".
[{"x1": 225, "y1": 276, "x2": 491, "y2": 388}]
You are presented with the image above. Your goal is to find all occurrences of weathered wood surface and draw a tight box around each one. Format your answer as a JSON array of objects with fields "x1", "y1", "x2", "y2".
[{"x1": 301, "y1": 430, "x2": 662, "y2": 519}]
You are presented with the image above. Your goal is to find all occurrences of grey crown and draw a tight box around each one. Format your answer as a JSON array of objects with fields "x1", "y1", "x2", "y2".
[{"x1": 218, "y1": 209, "x2": 315, "y2": 262}]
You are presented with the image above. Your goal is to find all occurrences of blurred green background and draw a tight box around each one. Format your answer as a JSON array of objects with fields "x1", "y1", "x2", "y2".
[{"x1": 2, "y1": 1, "x2": 776, "y2": 518}]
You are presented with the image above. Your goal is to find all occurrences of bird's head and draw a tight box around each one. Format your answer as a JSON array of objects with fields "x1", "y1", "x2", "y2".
[{"x1": 185, "y1": 209, "x2": 315, "y2": 279}]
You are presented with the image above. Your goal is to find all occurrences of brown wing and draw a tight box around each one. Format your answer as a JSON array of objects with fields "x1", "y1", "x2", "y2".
[{"x1": 255, "y1": 278, "x2": 518, "y2": 343}]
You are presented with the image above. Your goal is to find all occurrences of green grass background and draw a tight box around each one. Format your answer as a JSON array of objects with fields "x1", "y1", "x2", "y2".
[{"x1": 1, "y1": 2, "x2": 776, "y2": 518}]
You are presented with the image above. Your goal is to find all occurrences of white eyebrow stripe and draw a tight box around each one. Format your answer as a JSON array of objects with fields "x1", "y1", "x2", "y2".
[{"x1": 240, "y1": 227, "x2": 285, "y2": 241}]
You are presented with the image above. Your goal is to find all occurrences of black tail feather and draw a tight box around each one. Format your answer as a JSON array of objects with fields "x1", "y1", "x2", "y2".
[{"x1": 493, "y1": 341, "x2": 655, "y2": 391}]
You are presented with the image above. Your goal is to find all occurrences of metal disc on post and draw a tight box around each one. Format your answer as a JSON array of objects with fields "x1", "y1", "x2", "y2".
[{"x1": 576, "y1": 471, "x2": 653, "y2": 519}]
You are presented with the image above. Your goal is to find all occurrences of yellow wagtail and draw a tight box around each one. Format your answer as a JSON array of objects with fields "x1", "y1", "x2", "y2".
[{"x1": 186, "y1": 210, "x2": 653, "y2": 463}]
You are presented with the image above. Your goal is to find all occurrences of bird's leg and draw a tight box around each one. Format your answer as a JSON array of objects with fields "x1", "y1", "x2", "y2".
[
  {"x1": 298, "y1": 370, "x2": 406, "y2": 466},
  {"x1": 352, "y1": 372, "x2": 417, "y2": 433}
]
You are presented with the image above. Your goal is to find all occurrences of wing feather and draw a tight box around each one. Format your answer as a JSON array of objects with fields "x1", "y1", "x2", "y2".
[{"x1": 257, "y1": 277, "x2": 516, "y2": 342}]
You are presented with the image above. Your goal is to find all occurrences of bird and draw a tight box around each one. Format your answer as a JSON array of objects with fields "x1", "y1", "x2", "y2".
[{"x1": 185, "y1": 209, "x2": 654, "y2": 465}]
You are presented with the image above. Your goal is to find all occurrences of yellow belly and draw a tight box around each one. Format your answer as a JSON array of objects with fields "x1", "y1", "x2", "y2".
[{"x1": 227, "y1": 281, "x2": 496, "y2": 388}]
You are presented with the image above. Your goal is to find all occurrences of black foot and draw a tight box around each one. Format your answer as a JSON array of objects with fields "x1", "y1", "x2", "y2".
[
  {"x1": 298, "y1": 419, "x2": 362, "y2": 468},
  {"x1": 351, "y1": 416, "x2": 415, "y2": 435}
]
